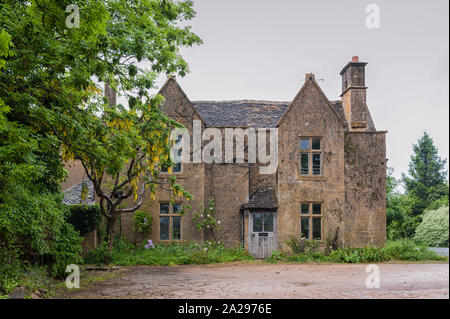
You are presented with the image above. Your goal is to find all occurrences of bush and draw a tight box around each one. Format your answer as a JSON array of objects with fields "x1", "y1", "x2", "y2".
[
  {"x1": 328, "y1": 246, "x2": 390, "y2": 263},
  {"x1": 84, "y1": 242, "x2": 112, "y2": 265},
  {"x1": 414, "y1": 206, "x2": 449, "y2": 247},
  {"x1": 0, "y1": 190, "x2": 84, "y2": 291},
  {"x1": 45, "y1": 223, "x2": 84, "y2": 278},
  {"x1": 267, "y1": 250, "x2": 288, "y2": 263},
  {"x1": 0, "y1": 256, "x2": 22, "y2": 294},
  {"x1": 382, "y1": 239, "x2": 445, "y2": 261},
  {"x1": 133, "y1": 210, "x2": 152, "y2": 235},
  {"x1": 265, "y1": 240, "x2": 445, "y2": 264},
  {"x1": 286, "y1": 236, "x2": 320, "y2": 254},
  {"x1": 65, "y1": 205, "x2": 102, "y2": 236}
]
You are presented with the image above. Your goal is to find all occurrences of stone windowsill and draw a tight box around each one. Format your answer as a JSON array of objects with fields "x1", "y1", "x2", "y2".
[{"x1": 297, "y1": 175, "x2": 326, "y2": 181}]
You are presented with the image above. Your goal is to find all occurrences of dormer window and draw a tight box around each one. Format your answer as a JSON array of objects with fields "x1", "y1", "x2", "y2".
[{"x1": 300, "y1": 137, "x2": 322, "y2": 175}]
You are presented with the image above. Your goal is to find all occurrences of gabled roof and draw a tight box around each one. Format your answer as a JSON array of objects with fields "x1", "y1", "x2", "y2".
[
  {"x1": 160, "y1": 76, "x2": 347, "y2": 129},
  {"x1": 276, "y1": 74, "x2": 346, "y2": 128},
  {"x1": 192, "y1": 100, "x2": 289, "y2": 128},
  {"x1": 242, "y1": 187, "x2": 278, "y2": 210}
]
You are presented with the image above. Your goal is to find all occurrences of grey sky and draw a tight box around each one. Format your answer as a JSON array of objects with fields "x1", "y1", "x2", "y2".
[{"x1": 155, "y1": 0, "x2": 449, "y2": 180}]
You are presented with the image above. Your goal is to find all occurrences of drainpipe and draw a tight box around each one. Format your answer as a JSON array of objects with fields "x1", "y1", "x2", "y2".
[{"x1": 241, "y1": 208, "x2": 245, "y2": 247}]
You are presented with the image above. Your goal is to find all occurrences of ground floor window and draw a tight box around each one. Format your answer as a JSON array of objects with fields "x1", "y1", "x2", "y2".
[
  {"x1": 159, "y1": 203, "x2": 182, "y2": 240},
  {"x1": 300, "y1": 202, "x2": 323, "y2": 240}
]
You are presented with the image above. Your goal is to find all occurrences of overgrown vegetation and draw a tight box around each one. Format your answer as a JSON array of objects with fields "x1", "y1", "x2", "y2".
[
  {"x1": 65, "y1": 205, "x2": 102, "y2": 236},
  {"x1": 85, "y1": 239, "x2": 253, "y2": 266},
  {"x1": 133, "y1": 210, "x2": 153, "y2": 236},
  {"x1": 386, "y1": 132, "x2": 448, "y2": 244},
  {"x1": 0, "y1": 0, "x2": 200, "y2": 295},
  {"x1": 414, "y1": 206, "x2": 449, "y2": 247},
  {"x1": 268, "y1": 240, "x2": 446, "y2": 264},
  {"x1": 192, "y1": 198, "x2": 225, "y2": 243}
]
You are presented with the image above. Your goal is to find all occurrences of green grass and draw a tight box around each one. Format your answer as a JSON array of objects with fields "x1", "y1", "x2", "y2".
[
  {"x1": 85, "y1": 240, "x2": 254, "y2": 266},
  {"x1": 84, "y1": 239, "x2": 446, "y2": 267},
  {"x1": 267, "y1": 240, "x2": 447, "y2": 264}
]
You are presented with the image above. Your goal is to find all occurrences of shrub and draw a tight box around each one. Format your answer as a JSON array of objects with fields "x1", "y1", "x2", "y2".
[
  {"x1": 382, "y1": 239, "x2": 445, "y2": 261},
  {"x1": 267, "y1": 250, "x2": 287, "y2": 263},
  {"x1": 45, "y1": 223, "x2": 84, "y2": 278},
  {"x1": 265, "y1": 240, "x2": 445, "y2": 264},
  {"x1": 0, "y1": 256, "x2": 22, "y2": 294},
  {"x1": 286, "y1": 236, "x2": 320, "y2": 254},
  {"x1": 328, "y1": 246, "x2": 390, "y2": 263},
  {"x1": 133, "y1": 210, "x2": 152, "y2": 235},
  {"x1": 65, "y1": 205, "x2": 102, "y2": 236},
  {"x1": 414, "y1": 206, "x2": 449, "y2": 247},
  {"x1": 0, "y1": 191, "x2": 84, "y2": 290},
  {"x1": 84, "y1": 242, "x2": 112, "y2": 265}
]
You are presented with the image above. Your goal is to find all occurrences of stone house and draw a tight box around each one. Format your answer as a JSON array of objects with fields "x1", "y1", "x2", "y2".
[{"x1": 63, "y1": 57, "x2": 387, "y2": 258}]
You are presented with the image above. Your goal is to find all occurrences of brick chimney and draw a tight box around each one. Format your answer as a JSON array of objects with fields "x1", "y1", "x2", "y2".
[{"x1": 340, "y1": 56, "x2": 369, "y2": 130}]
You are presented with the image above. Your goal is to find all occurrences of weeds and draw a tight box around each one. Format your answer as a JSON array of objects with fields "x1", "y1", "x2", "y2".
[{"x1": 267, "y1": 239, "x2": 447, "y2": 263}]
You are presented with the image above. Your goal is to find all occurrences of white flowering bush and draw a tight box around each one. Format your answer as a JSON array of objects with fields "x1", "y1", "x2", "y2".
[
  {"x1": 414, "y1": 206, "x2": 449, "y2": 247},
  {"x1": 192, "y1": 198, "x2": 224, "y2": 244}
]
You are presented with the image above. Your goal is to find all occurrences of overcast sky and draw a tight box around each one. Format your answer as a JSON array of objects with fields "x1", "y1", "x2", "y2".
[{"x1": 154, "y1": 0, "x2": 449, "y2": 180}]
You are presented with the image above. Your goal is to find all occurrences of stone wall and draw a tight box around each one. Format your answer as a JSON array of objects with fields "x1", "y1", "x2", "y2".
[
  {"x1": 344, "y1": 131, "x2": 387, "y2": 247},
  {"x1": 277, "y1": 75, "x2": 346, "y2": 248}
]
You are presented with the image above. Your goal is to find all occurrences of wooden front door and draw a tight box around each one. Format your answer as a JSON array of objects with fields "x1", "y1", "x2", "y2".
[{"x1": 249, "y1": 212, "x2": 277, "y2": 259}]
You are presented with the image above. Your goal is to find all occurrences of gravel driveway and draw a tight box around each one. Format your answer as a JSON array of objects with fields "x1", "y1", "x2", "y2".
[{"x1": 58, "y1": 262, "x2": 449, "y2": 299}]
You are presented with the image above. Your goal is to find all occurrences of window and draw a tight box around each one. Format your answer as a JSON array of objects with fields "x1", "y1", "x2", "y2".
[
  {"x1": 299, "y1": 137, "x2": 322, "y2": 175},
  {"x1": 300, "y1": 203, "x2": 323, "y2": 240},
  {"x1": 252, "y1": 212, "x2": 274, "y2": 232},
  {"x1": 159, "y1": 203, "x2": 182, "y2": 240}
]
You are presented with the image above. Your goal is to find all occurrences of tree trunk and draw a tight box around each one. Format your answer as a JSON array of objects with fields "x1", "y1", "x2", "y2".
[{"x1": 106, "y1": 215, "x2": 117, "y2": 252}]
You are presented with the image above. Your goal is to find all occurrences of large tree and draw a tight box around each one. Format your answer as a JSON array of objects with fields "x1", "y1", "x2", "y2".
[
  {"x1": 0, "y1": 0, "x2": 202, "y2": 250},
  {"x1": 402, "y1": 132, "x2": 448, "y2": 216}
]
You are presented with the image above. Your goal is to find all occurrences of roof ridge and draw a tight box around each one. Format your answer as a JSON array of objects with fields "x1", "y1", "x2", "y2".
[{"x1": 192, "y1": 100, "x2": 290, "y2": 105}]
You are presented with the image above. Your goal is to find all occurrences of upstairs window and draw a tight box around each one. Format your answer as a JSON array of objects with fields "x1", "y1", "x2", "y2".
[{"x1": 300, "y1": 137, "x2": 322, "y2": 175}]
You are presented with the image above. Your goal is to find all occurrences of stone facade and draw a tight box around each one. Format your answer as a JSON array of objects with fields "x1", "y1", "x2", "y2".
[{"x1": 64, "y1": 57, "x2": 387, "y2": 253}]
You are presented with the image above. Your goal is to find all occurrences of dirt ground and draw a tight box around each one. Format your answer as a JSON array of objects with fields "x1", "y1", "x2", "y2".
[{"x1": 57, "y1": 262, "x2": 449, "y2": 299}]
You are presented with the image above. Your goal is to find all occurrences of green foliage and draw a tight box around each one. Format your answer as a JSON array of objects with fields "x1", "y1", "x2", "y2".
[
  {"x1": 133, "y1": 210, "x2": 153, "y2": 235},
  {"x1": 385, "y1": 167, "x2": 417, "y2": 240},
  {"x1": 402, "y1": 132, "x2": 448, "y2": 216},
  {"x1": 286, "y1": 236, "x2": 320, "y2": 254},
  {"x1": 108, "y1": 241, "x2": 252, "y2": 266},
  {"x1": 328, "y1": 247, "x2": 390, "y2": 263},
  {"x1": 381, "y1": 239, "x2": 444, "y2": 261},
  {"x1": 192, "y1": 198, "x2": 224, "y2": 243},
  {"x1": 414, "y1": 206, "x2": 449, "y2": 247},
  {"x1": 267, "y1": 250, "x2": 288, "y2": 263},
  {"x1": 65, "y1": 205, "x2": 102, "y2": 236},
  {"x1": 0, "y1": 0, "x2": 201, "y2": 252},
  {"x1": 45, "y1": 223, "x2": 84, "y2": 278},
  {"x1": 84, "y1": 242, "x2": 112, "y2": 265},
  {"x1": 0, "y1": 256, "x2": 22, "y2": 294},
  {"x1": 266, "y1": 240, "x2": 446, "y2": 264}
]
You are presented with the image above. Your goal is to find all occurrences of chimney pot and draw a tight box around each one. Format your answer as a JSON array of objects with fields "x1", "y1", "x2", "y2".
[{"x1": 352, "y1": 56, "x2": 359, "y2": 62}]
